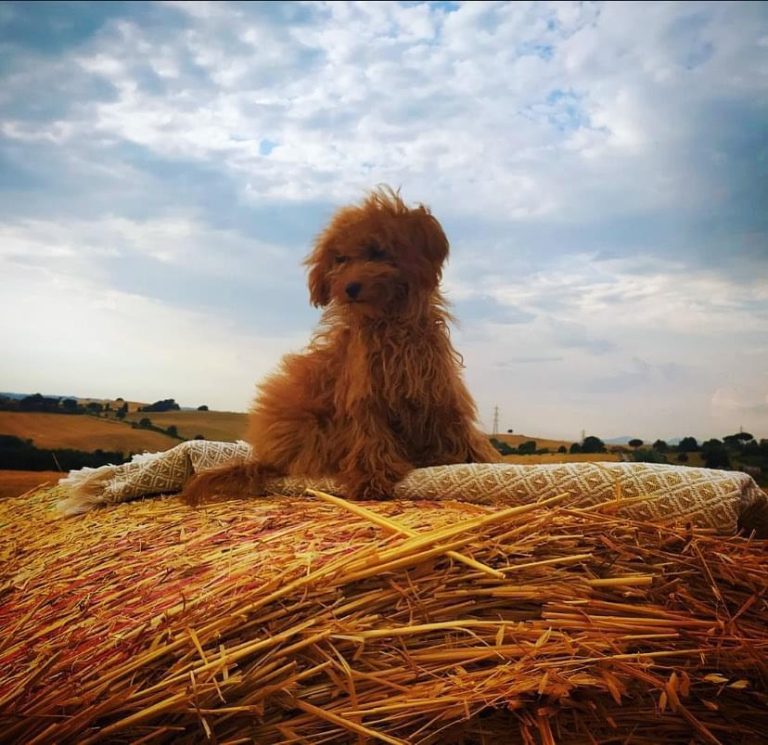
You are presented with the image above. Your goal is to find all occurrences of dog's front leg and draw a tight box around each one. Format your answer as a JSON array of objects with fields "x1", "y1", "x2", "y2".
[{"x1": 339, "y1": 410, "x2": 413, "y2": 500}]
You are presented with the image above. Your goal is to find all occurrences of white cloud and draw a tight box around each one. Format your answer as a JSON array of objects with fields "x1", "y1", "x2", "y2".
[
  {"x1": 4, "y1": 0, "x2": 764, "y2": 219},
  {"x1": 0, "y1": 261, "x2": 304, "y2": 410},
  {"x1": 0, "y1": 215, "x2": 289, "y2": 278}
]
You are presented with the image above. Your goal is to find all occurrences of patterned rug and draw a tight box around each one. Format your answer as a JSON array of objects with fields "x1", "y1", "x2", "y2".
[{"x1": 55, "y1": 440, "x2": 767, "y2": 535}]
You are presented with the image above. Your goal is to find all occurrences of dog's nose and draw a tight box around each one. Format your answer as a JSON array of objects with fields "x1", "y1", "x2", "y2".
[{"x1": 345, "y1": 282, "x2": 362, "y2": 299}]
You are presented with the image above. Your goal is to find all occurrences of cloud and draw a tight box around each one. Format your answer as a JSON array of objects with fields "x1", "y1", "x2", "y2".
[
  {"x1": 2, "y1": 0, "x2": 765, "y2": 223},
  {"x1": 0, "y1": 260, "x2": 305, "y2": 409},
  {"x1": 0, "y1": 215, "x2": 318, "y2": 335}
]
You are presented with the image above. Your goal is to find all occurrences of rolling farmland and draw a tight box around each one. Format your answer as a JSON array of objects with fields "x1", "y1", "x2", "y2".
[
  {"x1": 124, "y1": 410, "x2": 248, "y2": 442},
  {"x1": 0, "y1": 412, "x2": 177, "y2": 453}
]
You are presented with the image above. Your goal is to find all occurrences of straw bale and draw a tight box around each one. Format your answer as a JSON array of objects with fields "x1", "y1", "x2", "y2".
[{"x1": 1, "y1": 485, "x2": 767, "y2": 744}]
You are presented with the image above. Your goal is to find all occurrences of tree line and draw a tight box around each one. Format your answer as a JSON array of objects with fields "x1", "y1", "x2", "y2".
[
  {"x1": 0, "y1": 434, "x2": 127, "y2": 472},
  {"x1": 490, "y1": 432, "x2": 767, "y2": 482}
]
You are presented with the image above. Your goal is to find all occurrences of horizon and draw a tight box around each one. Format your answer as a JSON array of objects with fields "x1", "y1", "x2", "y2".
[
  {"x1": 1, "y1": 1, "x2": 767, "y2": 443},
  {"x1": 0, "y1": 388, "x2": 759, "y2": 446}
]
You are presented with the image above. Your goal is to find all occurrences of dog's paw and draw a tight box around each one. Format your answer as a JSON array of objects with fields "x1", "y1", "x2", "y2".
[{"x1": 344, "y1": 474, "x2": 397, "y2": 501}]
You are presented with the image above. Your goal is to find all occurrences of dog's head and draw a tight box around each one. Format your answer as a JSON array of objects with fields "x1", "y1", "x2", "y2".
[{"x1": 304, "y1": 187, "x2": 449, "y2": 315}]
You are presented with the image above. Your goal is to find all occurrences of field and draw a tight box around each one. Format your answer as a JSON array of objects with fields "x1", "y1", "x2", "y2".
[
  {"x1": 492, "y1": 432, "x2": 574, "y2": 451},
  {"x1": 0, "y1": 412, "x2": 177, "y2": 453},
  {"x1": 501, "y1": 452, "x2": 623, "y2": 464},
  {"x1": 0, "y1": 470, "x2": 62, "y2": 499},
  {"x1": 123, "y1": 410, "x2": 248, "y2": 442}
]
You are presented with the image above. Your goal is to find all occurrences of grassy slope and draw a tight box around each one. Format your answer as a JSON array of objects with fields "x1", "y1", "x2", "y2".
[
  {"x1": 123, "y1": 411, "x2": 248, "y2": 442},
  {"x1": 493, "y1": 433, "x2": 575, "y2": 451},
  {"x1": 0, "y1": 412, "x2": 177, "y2": 453}
]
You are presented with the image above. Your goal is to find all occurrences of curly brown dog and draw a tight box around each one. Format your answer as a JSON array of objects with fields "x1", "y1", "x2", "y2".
[{"x1": 181, "y1": 187, "x2": 499, "y2": 504}]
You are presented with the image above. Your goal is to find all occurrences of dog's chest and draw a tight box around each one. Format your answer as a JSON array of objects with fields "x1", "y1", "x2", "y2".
[{"x1": 338, "y1": 327, "x2": 435, "y2": 409}]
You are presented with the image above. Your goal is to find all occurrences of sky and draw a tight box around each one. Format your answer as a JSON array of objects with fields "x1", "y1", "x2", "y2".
[{"x1": 1, "y1": 0, "x2": 767, "y2": 443}]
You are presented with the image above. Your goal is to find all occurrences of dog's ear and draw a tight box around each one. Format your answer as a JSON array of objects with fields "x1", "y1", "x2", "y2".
[
  {"x1": 304, "y1": 239, "x2": 331, "y2": 307},
  {"x1": 414, "y1": 206, "x2": 449, "y2": 272}
]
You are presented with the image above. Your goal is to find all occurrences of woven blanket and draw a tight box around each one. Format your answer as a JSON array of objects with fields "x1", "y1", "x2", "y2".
[{"x1": 55, "y1": 440, "x2": 767, "y2": 535}]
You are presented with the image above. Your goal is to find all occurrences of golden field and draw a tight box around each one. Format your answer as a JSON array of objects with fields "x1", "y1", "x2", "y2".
[
  {"x1": 501, "y1": 452, "x2": 623, "y2": 464},
  {"x1": 0, "y1": 412, "x2": 177, "y2": 453},
  {"x1": 492, "y1": 432, "x2": 575, "y2": 451},
  {"x1": 123, "y1": 410, "x2": 248, "y2": 442},
  {"x1": 0, "y1": 470, "x2": 62, "y2": 499}
]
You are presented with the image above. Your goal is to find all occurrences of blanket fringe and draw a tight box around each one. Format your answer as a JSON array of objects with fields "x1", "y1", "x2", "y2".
[{"x1": 56, "y1": 464, "x2": 121, "y2": 515}]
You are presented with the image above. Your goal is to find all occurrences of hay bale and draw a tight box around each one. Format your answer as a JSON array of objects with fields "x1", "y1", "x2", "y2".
[{"x1": 1, "y1": 485, "x2": 767, "y2": 744}]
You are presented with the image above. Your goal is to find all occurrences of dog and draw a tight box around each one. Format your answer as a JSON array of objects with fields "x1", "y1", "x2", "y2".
[{"x1": 181, "y1": 187, "x2": 499, "y2": 505}]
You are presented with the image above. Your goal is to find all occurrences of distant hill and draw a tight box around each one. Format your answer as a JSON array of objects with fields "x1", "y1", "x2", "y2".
[
  {"x1": 0, "y1": 412, "x2": 177, "y2": 454},
  {"x1": 123, "y1": 410, "x2": 247, "y2": 442},
  {"x1": 492, "y1": 433, "x2": 574, "y2": 451}
]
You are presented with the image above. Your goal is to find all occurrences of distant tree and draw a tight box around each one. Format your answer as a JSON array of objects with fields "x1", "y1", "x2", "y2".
[
  {"x1": 653, "y1": 439, "x2": 668, "y2": 453},
  {"x1": 85, "y1": 402, "x2": 104, "y2": 414},
  {"x1": 557, "y1": 445, "x2": 567, "y2": 454},
  {"x1": 701, "y1": 439, "x2": 731, "y2": 469},
  {"x1": 0, "y1": 396, "x2": 19, "y2": 411},
  {"x1": 628, "y1": 439, "x2": 644, "y2": 449},
  {"x1": 115, "y1": 409, "x2": 126, "y2": 420},
  {"x1": 197, "y1": 405, "x2": 209, "y2": 411},
  {"x1": 490, "y1": 438, "x2": 515, "y2": 456},
  {"x1": 506, "y1": 429, "x2": 514, "y2": 434},
  {"x1": 61, "y1": 398, "x2": 80, "y2": 413},
  {"x1": 676, "y1": 452, "x2": 689, "y2": 463},
  {"x1": 678, "y1": 437, "x2": 700, "y2": 453},
  {"x1": 0, "y1": 434, "x2": 26, "y2": 448},
  {"x1": 518, "y1": 440, "x2": 537, "y2": 455},
  {"x1": 141, "y1": 399, "x2": 181, "y2": 412},
  {"x1": 569, "y1": 443, "x2": 582, "y2": 454},
  {"x1": 19, "y1": 393, "x2": 61, "y2": 413},
  {"x1": 166, "y1": 425, "x2": 178, "y2": 437},
  {"x1": 138, "y1": 417, "x2": 152, "y2": 429},
  {"x1": 194, "y1": 434, "x2": 206, "y2": 440},
  {"x1": 581, "y1": 436, "x2": 606, "y2": 454}
]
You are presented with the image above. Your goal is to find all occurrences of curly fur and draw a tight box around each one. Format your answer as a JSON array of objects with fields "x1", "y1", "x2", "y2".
[{"x1": 181, "y1": 187, "x2": 499, "y2": 504}]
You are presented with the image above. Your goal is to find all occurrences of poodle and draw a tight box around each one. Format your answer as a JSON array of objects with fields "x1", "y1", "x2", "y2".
[{"x1": 181, "y1": 187, "x2": 499, "y2": 504}]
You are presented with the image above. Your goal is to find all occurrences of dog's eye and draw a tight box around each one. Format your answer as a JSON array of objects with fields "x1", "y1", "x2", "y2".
[
  {"x1": 366, "y1": 245, "x2": 387, "y2": 262},
  {"x1": 334, "y1": 255, "x2": 349, "y2": 264}
]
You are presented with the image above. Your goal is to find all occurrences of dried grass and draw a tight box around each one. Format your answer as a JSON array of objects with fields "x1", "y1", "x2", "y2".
[{"x1": 0, "y1": 484, "x2": 766, "y2": 744}]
